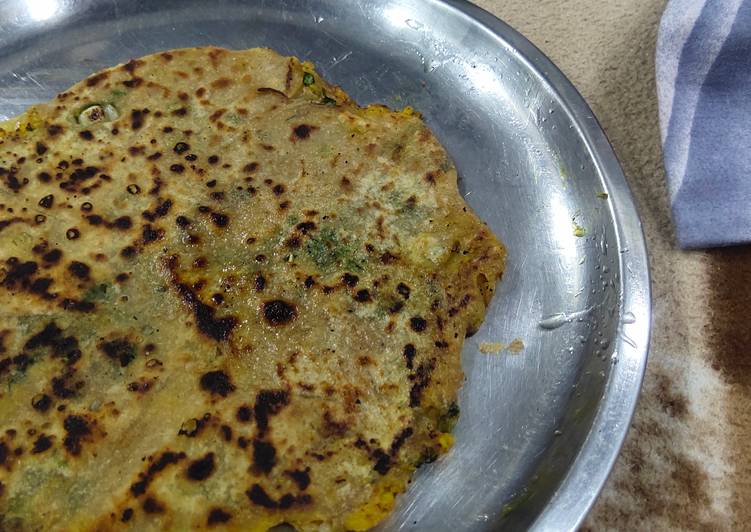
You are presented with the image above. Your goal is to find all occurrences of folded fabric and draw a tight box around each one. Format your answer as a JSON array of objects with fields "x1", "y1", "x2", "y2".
[{"x1": 657, "y1": 0, "x2": 751, "y2": 248}]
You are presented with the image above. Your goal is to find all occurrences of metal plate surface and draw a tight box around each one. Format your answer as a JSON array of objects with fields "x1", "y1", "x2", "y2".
[{"x1": 0, "y1": 1, "x2": 650, "y2": 530}]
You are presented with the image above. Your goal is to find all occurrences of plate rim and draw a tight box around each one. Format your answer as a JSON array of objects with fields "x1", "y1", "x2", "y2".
[{"x1": 436, "y1": 1, "x2": 652, "y2": 529}]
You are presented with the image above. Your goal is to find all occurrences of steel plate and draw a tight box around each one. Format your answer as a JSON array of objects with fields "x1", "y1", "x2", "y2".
[{"x1": 0, "y1": 1, "x2": 651, "y2": 530}]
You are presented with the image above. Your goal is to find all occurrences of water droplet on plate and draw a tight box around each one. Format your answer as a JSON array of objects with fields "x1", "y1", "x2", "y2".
[
  {"x1": 539, "y1": 313, "x2": 569, "y2": 330},
  {"x1": 622, "y1": 311, "x2": 636, "y2": 324},
  {"x1": 539, "y1": 306, "x2": 594, "y2": 330},
  {"x1": 405, "y1": 18, "x2": 424, "y2": 29}
]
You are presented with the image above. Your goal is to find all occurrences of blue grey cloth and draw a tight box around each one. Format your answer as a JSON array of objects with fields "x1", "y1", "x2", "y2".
[{"x1": 657, "y1": 0, "x2": 751, "y2": 248}]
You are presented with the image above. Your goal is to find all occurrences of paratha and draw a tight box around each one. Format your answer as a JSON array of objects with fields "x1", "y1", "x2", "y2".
[{"x1": 0, "y1": 47, "x2": 505, "y2": 531}]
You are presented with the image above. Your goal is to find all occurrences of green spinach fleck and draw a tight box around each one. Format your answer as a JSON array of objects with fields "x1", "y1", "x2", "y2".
[
  {"x1": 305, "y1": 226, "x2": 365, "y2": 272},
  {"x1": 437, "y1": 402, "x2": 460, "y2": 432},
  {"x1": 83, "y1": 283, "x2": 110, "y2": 303},
  {"x1": 416, "y1": 447, "x2": 438, "y2": 468}
]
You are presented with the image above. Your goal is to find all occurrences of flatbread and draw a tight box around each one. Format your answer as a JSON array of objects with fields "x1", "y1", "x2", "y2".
[{"x1": 0, "y1": 47, "x2": 505, "y2": 531}]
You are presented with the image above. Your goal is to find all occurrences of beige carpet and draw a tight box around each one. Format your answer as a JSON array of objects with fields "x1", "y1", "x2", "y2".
[{"x1": 474, "y1": 0, "x2": 751, "y2": 529}]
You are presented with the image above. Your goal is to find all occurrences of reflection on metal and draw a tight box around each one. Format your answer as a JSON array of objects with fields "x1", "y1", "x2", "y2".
[
  {"x1": 382, "y1": 4, "x2": 413, "y2": 29},
  {"x1": 539, "y1": 306, "x2": 595, "y2": 330},
  {"x1": 25, "y1": 0, "x2": 59, "y2": 21}
]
